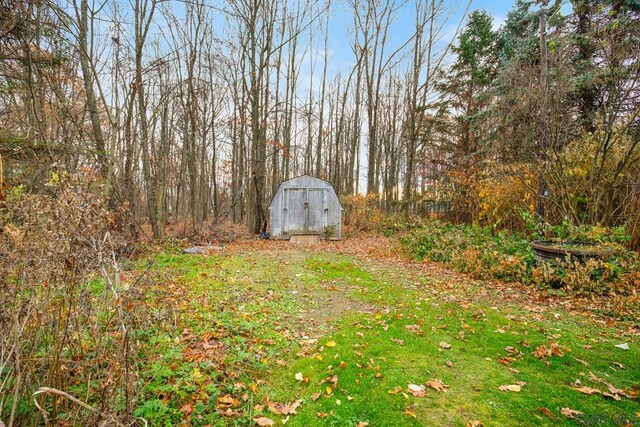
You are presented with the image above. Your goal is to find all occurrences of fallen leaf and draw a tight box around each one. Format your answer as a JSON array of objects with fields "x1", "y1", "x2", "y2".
[
  {"x1": 326, "y1": 386, "x2": 333, "y2": 395},
  {"x1": 536, "y1": 407, "x2": 555, "y2": 420},
  {"x1": 219, "y1": 408, "x2": 242, "y2": 417},
  {"x1": 312, "y1": 392, "x2": 321, "y2": 402},
  {"x1": 388, "y1": 386, "x2": 403, "y2": 395},
  {"x1": 498, "y1": 357, "x2": 515, "y2": 366},
  {"x1": 533, "y1": 346, "x2": 548, "y2": 359},
  {"x1": 532, "y1": 341, "x2": 567, "y2": 363},
  {"x1": 295, "y1": 372, "x2": 304, "y2": 381},
  {"x1": 604, "y1": 383, "x2": 632, "y2": 400},
  {"x1": 573, "y1": 386, "x2": 602, "y2": 396},
  {"x1": 560, "y1": 408, "x2": 583, "y2": 419},
  {"x1": 180, "y1": 403, "x2": 193, "y2": 416},
  {"x1": 216, "y1": 395, "x2": 239, "y2": 408},
  {"x1": 267, "y1": 399, "x2": 303, "y2": 415},
  {"x1": 573, "y1": 357, "x2": 589, "y2": 366},
  {"x1": 446, "y1": 360, "x2": 455, "y2": 368},
  {"x1": 586, "y1": 372, "x2": 635, "y2": 400},
  {"x1": 404, "y1": 408, "x2": 417, "y2": 418},
  {"x1": 439, "y1": 342, "x2": 452, "y2": 349},
  {"x1": 407, "y1": 384, "x2": 427, "y2": 397},
  {"x1": 614, "y1": 343, "x2": 630, "y2": 350},
  {"x1": 356, "y1": 423, "x2": 369, "y2": 427},
  {"x1": 498, "y1": 384, "x2": 521, "y2": 392},
  {"x1": 425, "y1": 379, "x2": 449, "y2": 393},
  {"x1": 550, "y1": 342, "x2": 566, "y2": 357},
  {"x1": 504, "y1": 346, "x2": 520, "y2": 355},
  {"x1": 466, "y1": 421, "x2": 483, "y2": 427},
  {"x1": 335, "y1": 399, "x2": 341, "y2": 405},
  {"x1": 254, "y1": 417, "x2": 275, "y2": 426},
  {"x1": 316, "y1": 412, "x2": 328, "y2": 418},
  {"x1": 326, "y1": 341, "x2": 337, "y2": 347},
  {"x1": 320, "y1": 374, "x2": 338, "y2": 385}
]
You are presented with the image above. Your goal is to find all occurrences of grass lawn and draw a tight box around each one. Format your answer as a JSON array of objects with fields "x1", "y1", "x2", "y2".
[{"x1": 132, "y1": 239, "x2": 639, "y2": 426}]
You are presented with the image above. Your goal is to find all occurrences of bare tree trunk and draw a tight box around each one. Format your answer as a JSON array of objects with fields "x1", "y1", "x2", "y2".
[
  {"x1": 316, "y1": 2, "x2": 330, "y2": 177},
  {"x1": 76, "y1": 0, "x2": 108, "y2": 177},
  {"x1": 134, "y1": 0, "x2": 159, "y2": 238}
]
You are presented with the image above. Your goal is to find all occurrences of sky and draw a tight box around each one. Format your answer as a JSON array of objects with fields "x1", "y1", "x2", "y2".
[
  {"x1": 292, "y1": 0, "x2": 520, "y2": 99},
  {"x1": 287, "y1": 0, "x2": 522, "y2": 192}
]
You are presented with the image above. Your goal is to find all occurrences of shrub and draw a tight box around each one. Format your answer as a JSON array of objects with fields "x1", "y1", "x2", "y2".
[
  {"x1": 341, "y1": 194, "x2": 384, "y2": 233},
  {"x1": 0, "y1": 175, "x2": 141, "y2": 426},
  {"x1": 400, "y1": 219, "x2": 640, "y2": 315}
]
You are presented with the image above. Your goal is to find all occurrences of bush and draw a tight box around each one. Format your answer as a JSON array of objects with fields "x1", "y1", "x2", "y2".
[
  {"x1": 341, "y1": 194, "x2": 384, "y2": 233},
  {"x1": 400, "y1": 219, "x2": 640, "y2": 314},
  {"x1": 401, "y1": 220, "x2": 533, "y2": 282},
  {"x1": 0, "y1": 175, "x2": 141, "y2": 426}
]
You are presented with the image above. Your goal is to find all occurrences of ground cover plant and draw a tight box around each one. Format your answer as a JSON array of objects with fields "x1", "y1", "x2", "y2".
[{"x1": 399, "y1": 219, "x2": 640, "y2": 320}]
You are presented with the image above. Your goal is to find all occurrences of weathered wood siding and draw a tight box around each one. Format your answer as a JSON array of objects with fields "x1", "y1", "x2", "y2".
[{"x1": 268, "y1": 175, "x2": 343, "y2": 240}]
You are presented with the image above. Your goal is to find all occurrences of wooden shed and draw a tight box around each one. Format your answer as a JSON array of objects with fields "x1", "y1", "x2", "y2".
[{"x1": 268, "y1": 175, "x2": 343, "y2": 240}]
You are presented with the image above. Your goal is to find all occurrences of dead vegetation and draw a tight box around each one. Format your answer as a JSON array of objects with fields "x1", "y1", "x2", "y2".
[{"x1": 0, "y1": 177, "x2": 144, "y2": 426}]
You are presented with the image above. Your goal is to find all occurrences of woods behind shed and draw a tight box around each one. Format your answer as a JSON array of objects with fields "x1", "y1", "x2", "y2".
[{"x1": 269, "y1": 175, "x2": 343, "y2": 240}]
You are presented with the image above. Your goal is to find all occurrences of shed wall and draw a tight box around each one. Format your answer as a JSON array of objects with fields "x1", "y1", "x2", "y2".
[{"x1": 269, "y1": 175, "x2": 343, "y2": 240}]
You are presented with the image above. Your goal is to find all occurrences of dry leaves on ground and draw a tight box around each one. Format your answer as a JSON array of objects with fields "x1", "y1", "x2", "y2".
[
  {"x1": 498, "y1": 384, "x2": 522, "y2": 392},
  {"x1": 536, "y1": 407, "x2": 555, "y2": 420},
  {"x1": 425, "y1": 379, "x2": 449, "y2": 393},
  {"x1": 267, "y1": 399, "x2": 303, "y2": 415},
  {"x1": 532, "y1": 341, "x2": 567, "y2": 365},
  {"x1": 560, "y1": 408, "x2": 583, "y2": 419},
  {"x1": 254, "y1": 417, "x2": 275, "y2": 426},
  {"x1": 407, "y1": 384, "x2": 427, "y2": 397}
]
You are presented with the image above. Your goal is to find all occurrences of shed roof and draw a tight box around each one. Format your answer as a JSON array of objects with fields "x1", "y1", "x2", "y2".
[{"x1": 268, "y1": 175, "x2": 344, "y2": 210}]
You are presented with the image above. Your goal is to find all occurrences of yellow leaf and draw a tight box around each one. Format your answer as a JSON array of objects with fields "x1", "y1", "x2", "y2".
[
  {"x1": 404, "y1": 409, "x2": 417, "y2": 418},
  {"x1": 326, "y1": 341, "x2": 336, "y2": 347},
  {"x1": 498, "y1": 384, "x2": 521, "y2": 392},
  {"x1": 326, "y1": 386, "x2": 333, "y2": 395}
]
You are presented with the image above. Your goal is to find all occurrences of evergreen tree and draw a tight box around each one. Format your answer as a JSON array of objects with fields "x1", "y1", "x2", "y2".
[{"x1": 437, "y1": 11, "x2": 498, "y2": 221}]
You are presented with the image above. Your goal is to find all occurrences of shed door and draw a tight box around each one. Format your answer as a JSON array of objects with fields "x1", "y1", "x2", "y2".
[
  {"x1": 283, "y1": 188, "x2": 306, "y2": 235},
  {"x1": 306, "y1": 189, "x2": 325, "y2": 234}
]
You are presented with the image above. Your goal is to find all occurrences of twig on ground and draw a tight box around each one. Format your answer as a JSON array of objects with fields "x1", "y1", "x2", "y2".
[{"x1": 32, "y1": 387, "x2": 125, "y2": 427}]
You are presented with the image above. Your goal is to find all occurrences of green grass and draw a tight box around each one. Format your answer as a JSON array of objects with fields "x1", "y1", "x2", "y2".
[{"x1": 133, "y1": 248, "x2": 639, "y2": 426}]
